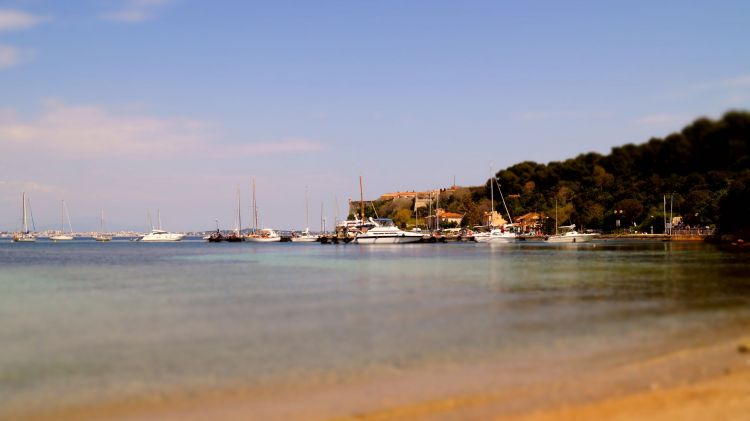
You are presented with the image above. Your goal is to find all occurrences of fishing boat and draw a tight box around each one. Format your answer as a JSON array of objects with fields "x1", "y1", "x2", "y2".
[
  {"x1": 140, "y1": 210, "x2": 185, "y2": 242},
  {"x1": 50, "y1": 200, "x2": 74, "y2": 241},
  {"x1": 355, "y1": 218, "x2": 423, "y2": 244},
  {"x1": 12, "y1": 192, "x2": 36, "y2": 242},
  {"x1": 246, "y1": 178, "x2": 281, "y2": 242},
  {"x1": 93, "y1": 209, "x2": 112, "y2": 242}
]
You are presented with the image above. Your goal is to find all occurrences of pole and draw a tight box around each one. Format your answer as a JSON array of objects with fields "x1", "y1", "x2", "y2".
[{"x1": 359, "y1": 176, "x2": 365, "y2": 226}]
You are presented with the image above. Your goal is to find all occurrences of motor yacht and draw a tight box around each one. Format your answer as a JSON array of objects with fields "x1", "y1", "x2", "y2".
[
  {"x1": 545, "y1": 224, "x2": 597, "y2": 243},
  {"x1": 140, "y1": 229, "x2": 186, "y2": 242},
  {"x1": 355, "y1": 218, "x2": 423, "y2": 244}
]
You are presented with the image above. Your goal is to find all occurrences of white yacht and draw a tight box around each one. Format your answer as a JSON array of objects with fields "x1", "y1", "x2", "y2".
[
  {"x1": 474, "y1": 225, "x2": 520, "y2": 243},
  {"x1": 140, "y1": 229, "x2": 186, "y2": 242},
  {"x1": 139, "y1": 210, "x2": 184, "y2": 242},
  {"x1": 291, "y1": 228, "x2": 319, "y2": 242},
  {"x1": 246, "y1": 228, "x2": 281, "y2": 242},
  {"x1": 545, "y1": 224, "x2": 597, "y2": 243},
  {"x1": 355, "y1": 218, "x2": 423, "y2": 244}
]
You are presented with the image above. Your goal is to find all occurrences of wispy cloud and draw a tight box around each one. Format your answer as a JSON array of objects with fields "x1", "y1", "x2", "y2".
[
  {"x1": 0, "y1": 99, "x2": 324, "y2": 159},
  {"x1": 0, "y1": 45, "x2": 34, "y2": 70},
  {"x1": 0, "y1": 9, "x2": 47, "y2": 32},
  {"x1": 101, "y1": 0, "x2": 174, "y2": 23}
]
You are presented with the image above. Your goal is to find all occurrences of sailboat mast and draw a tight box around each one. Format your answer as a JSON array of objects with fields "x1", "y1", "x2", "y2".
[
  {"x1": 490, "y1": 166, "x2": 494, "y2": 227},
  {"x1": 359, "y1": 176, "x2": 365, "y2": 225},
  {"x1": 253, "y1": 178, "x2": 257, "y2": 232},
  {"x1": 60, "y1": 200, "x2": 64, "y2": 233},
  {"x1": 305, "y1": 187, "x2": 310, "y2": 230},
  {"x1": 64, "y1": 200, "x2": 73, "y2": 233},
  {"x1": 236, "y1": 185, "x2": 241, "y2": 235},
  {"x1": 157, "y1": 209, "x2": 162, "y2": 231},
  {"x1": 22, "y1": 192, "x2": 28, "y2": 233}
]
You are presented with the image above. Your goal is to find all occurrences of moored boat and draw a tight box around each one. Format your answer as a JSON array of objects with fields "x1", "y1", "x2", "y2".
[
  {"x1": 355, "y1": 218, "x2": 423, "y2": 244},
  {"x1": 12, "y1": 192, "x2": 37, "y2": 242}
]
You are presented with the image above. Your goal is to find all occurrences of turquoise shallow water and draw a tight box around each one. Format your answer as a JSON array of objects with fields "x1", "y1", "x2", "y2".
[{"x1": 1, "y1": 240, "x2": 749, "y2": 414}]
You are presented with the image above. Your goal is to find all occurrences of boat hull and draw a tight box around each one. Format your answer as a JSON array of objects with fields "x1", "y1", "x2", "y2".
[
  {"x1": 49, "y1": 235, "x2": 74, "y2": 241},
  {"x1": 290, "y1": 237, "x2": 319, "y2": 242},
  {"x1": 140, "y1": 233, "x2": 186, "y2": 242},
  {"x1": 546, "y1": 234, "x2": 596, "y2": 243},
  {"x1": 355, "y1": 234, "x2": 422, "y2": 244},
  {"x1": 246, "y1": 236, "x2": 282, "y2": 243}
]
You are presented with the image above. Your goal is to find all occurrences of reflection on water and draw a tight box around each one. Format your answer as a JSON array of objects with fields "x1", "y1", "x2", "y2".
[{"x1": 0, "y1": 240, "x2": 748, "y2": 413}]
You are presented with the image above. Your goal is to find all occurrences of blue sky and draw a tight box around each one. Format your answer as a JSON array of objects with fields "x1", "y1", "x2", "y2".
[{"x1": 1, "y1": 0, "x2": 749, "y2": 231}]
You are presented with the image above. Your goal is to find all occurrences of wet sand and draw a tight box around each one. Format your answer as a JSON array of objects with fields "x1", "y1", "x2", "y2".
[{"x1": 13, "y1": 334, "x2": 750, "y2": 421}]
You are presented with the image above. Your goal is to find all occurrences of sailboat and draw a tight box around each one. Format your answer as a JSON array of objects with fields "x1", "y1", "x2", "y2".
[
  {"x1": 50, "y1": 200, "x2": 74, "y2": 241},
  {"x1": 93, "y1": 209, "x2": 112, "y2": 242},
  {"x1": 224, "y1": 187, "x2": 245, "y2": 242},
  {"x1": 246, "y1": 178, "x2": 281, "y2": 242},
  {"x1": 291, "y1": 187, "x2": 319, "y2": 242},
  {"x1": 475, "y1": 174, "x2": 519, "y2": 243},
  {"x1": 12, "y1": 192, "x2": 36, "y2": 242},
  {"x1": 140, "y1": 210, "x2": 186, "y2": 242}
]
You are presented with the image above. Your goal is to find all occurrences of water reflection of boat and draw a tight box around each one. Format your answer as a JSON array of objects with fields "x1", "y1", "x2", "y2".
[{"x1": 355, "y1": 218, "x2": 423, "y2": 244}]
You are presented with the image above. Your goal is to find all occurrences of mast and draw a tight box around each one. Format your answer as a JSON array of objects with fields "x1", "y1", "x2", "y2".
[
  {"x1": 100, "y1": 209, "x2": 104, "y2": 233},
  {"x1": 414, "y1": 193, "x2": 418, "y2": 229},
  {"x1": 157, "y1": 209, "x2": 162, "y2": 230},
  {"x1": 359, "y1": 176, "x2": 365, "y2": 225},
  {"x1": 436, "y1": 190, "x2": 440, "y2": 230},
  {"x1": 60, "y1": 200, "x2": 64, "y2": 233},
  {"x1": 305, "y1": 186, "x2": 310, "y2": 230},
  {"x1": 235, "y1": 185, "x2": 241, "y2": 235},
  {"x1": 22, "y1": 192, "x2": 28, "y2": 233},
  {"x1": 252, "y1": 178, "x2": 257, "y2": 232},
  {"x1": 64, "y1": 200, "x2": 73, "y2": 233},
  {"x1": 490, "y1": 165, "x2": 494, "y2": 227}
]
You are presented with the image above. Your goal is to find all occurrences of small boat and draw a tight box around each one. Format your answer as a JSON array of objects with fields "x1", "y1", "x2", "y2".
[
  {"x1": 93, "y1": 209, "x2": 112, "y2": 242},
  {"x1": 291, "y1": 188, "x2": 319, "y2": 242},
  {"x1": 50, "y1": 199, "x2": 74, "y2": 241},
  {"x1": 12, "y1": 192, "x2": 36, "y2": 242},
  {"x1": 545, "y1": 224, "x2": 597, "y2": 243},
  {"x1": 474, "y1": 224, "x2": 520, "y2": 243},
  {"x1": 246, "y1": 228, "x2": 282, "y2": 242},
  {"x1": 355, "y1": 218, "x2": 423, "y2": 244},
  {"x1": 291, "y1": 227, "x2": 319, "y2": 242}
]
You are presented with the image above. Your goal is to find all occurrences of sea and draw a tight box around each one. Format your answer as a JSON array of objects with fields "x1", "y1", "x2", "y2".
[{"x1": 1, "y1": 239, "x2": 749, "y2": 416}]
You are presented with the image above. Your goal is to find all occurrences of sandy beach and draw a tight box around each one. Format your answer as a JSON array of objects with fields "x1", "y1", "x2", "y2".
[{"x1": 13, "y1": 333, "x2": 750, "y2": 421}]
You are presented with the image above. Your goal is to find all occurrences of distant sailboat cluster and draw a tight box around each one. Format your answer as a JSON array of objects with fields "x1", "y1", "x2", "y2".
[{"x1": 7, "y1": 174, "x2": 601, "y2": 245}]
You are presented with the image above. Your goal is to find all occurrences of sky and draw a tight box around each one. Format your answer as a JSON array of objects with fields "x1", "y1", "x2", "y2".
[{"x1": 1, "y1": 0, "x2": 749, "y2": 232}]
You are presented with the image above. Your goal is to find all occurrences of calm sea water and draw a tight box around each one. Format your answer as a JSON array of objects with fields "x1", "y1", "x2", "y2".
[{"x1": 1, "y1": 239, "x2": 749, "y2": 414}]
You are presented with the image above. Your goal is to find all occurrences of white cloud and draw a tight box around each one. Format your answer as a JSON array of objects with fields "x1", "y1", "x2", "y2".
[
  {"x1": 0, "y1": 99, "x2": 324, "y2": 159},
  {"x1": 101, "y1": 0, "x2": 174, "y2": 23},
  {"x1": 0, "y1": 9, "x2": 47, "y2": 32}
]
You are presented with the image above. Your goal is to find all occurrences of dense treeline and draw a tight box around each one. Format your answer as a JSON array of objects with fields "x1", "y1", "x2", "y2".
[
  {"x1": 478, "y1": 110, "x2": 750, "y2": 235},
  {"x1": 367, "y1": 111, "x2": 749, "y2": 236}
]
